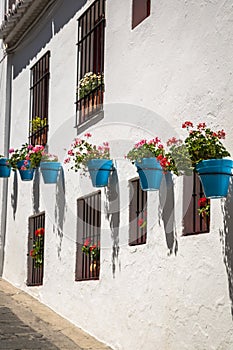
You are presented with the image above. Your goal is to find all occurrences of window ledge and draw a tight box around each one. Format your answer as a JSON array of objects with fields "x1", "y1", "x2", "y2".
[{"x1": 75, "y1": 109, "x2": 104, "y2": 135}]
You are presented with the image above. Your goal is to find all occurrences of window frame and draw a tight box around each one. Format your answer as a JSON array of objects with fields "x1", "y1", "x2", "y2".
[
  {"x1": 132, "y1": 0, "x2": 151, "y2": 29},
  {"x1": 75, "y1": 0, "x2": 106, "y2": 127},
  {"x1": 129, "y1": 178, "x2": 147, "y2": 246},
  {"x1": 75, "y1": 191, "x2": 101, "y2": 281},
  {"x1": 29, "y1": 51, "x2": 50, "y2": 146},
  {"x1": 183, "y1": 172, "x2": 210, "y2": 236},
  {"x1": 27, "y1": 212, "x2": 45, "y2": 287}
]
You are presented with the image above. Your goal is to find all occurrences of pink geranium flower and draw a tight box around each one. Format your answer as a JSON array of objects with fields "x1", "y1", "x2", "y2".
[{"x1": 65, "y1": 134, "x2": 111, "y2": 174}]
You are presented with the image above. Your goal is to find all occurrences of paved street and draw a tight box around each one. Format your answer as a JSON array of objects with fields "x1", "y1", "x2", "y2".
[{"x1": 0, "y1": 279, "x2": 111, "y2": 350}]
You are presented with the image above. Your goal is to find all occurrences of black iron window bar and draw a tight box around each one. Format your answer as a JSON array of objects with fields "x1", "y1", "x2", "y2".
[
  {"x1": 76, "y1": 192, "x2": 101, "y2": 281},
  {"x1": 29, "y1": 51, "x2": 50, "y2": 146},
  {"x1": 183, "y1": 172, "x2": 210, "y2": 235},
  {"x1": 27, "y1": 212, "x2": 45, "y2": 287},
  {"x1": 129, "y1": 179, "x2": 147, "y2": 246},
  {"x1": 76, "y1": 0, "x2": 105, "y2": 126},
  {"x1": 30, "y1": 125, "x2": 48, "y2": 147}
]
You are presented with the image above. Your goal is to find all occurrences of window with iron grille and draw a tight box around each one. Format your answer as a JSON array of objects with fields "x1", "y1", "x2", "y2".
[
  {"x1": 129, "y1": 179, "x2": 147, "y2": 245},
  {"x1": 76, "y1": 192, "x2": 101, "y2": 281},
  {"x1": 76, "y1": 0, "x2": 105, "y2": 126},
  {"x1": 132, "y1": 0, "x2": 151, "y2": 29},
  {"x1": 29, "y1": 51, "x2": 50, "y2": 146},
  {"x1": 183, "y1": 172, "x2": 210, "y2": 235},
  {"x1": 27, "y1": 212, "x2": 45, "y2": 286}
]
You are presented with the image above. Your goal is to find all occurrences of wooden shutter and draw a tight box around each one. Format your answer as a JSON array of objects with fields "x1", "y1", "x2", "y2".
[
  {"x1": 27, "y1": 212, "x2": 45, "y2": 286},
  {"x1": 129, "y1": 179, "x2": 147, "y2": 245},
  {"x1": 132, "y1": 0, "x2": 151, "y2": 29},
  {"x1": 76, "y1": 192, "x2": 101, "y2": 281},
  {"x1": 183, "y1": 173, "x2": 210, "y2": 235}
]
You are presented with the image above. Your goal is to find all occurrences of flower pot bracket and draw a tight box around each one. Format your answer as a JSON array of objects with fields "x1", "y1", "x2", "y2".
[
  {"x1": 39, "y1": 166, "x2": 61, "y2": 171},
  {"x1": 136, "y1": 167, "x2": 161, "y2": 171},
  {"x1": 197, "y1": 171, "x2": 233, "y2": 176},
  {"x1": 87, "y1": 164, "x2": 115, "y2": 172}
]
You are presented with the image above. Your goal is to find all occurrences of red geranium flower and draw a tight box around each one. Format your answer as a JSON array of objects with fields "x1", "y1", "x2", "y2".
[
  {"x1": 157, "y1": 154, "x2": 163, "y2": 161},
  {"x1": 217, "y1": 129, "x2": 226, "y2": 139},
  {"x1": 30, "y1": 249, "x2": 36, "y2": 257},
  {"x1": 197, "y1": 122, "x2": 206, "y2": 130},
  {"x1": 198, "y1": 197, "x2": 207, "y2": 207},
  {"x1": 138, "y1": 218, "x2": 144, "y2": 227},
  {"x1": 83, "y1": 238, "x2": 90, "y2": 247},
  {"x1": 166, "y1": 137, "x2": 181, "y2": 146},
  {"x1": 35, "y1": 228, "x2": 45, "y2": 237},
  {"x1": 182, "y1": 121, "x2": 193, "y2": 129}
]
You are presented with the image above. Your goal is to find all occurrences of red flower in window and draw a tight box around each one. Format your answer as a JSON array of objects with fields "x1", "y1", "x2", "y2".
[
  {"x1": 138, "y1": 218, "x2": 147, "y2": 229},
  {"x1": 198, "y1": 197, "x2": 210, "y2": 218},
  {"x1": 82, "y1": 240, "x2": 100, "y2": 259},
  {"x1": 30, "y1": 249, "x2": 36, "y2": 257},
  {"x1": 138, "y1": 218, "x2": 144, "y2": 227},
  {"x1": 83, "y1": 238, "x2": 90, "y2": 247},
  {"x1": 35, "y1": 228, "x2": 45, "y2": 237},
  {"x1": 198, "y1": 197, "x2": 207, "y2": 207}
]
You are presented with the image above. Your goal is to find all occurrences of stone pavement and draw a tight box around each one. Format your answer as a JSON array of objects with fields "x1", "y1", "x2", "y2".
[{"x1": 0, "y1": 278, "x2": 112, "y2": 350}]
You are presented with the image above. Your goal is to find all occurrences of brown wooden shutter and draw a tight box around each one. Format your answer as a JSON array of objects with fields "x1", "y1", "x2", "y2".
[
  {"x1": 183, "y1": 173, "x2": 210, "y2": 235},
  {"x1": 129, "y1": 179, "x2": 147, "y2": 245},
  {"x1": 76, "y1": 192, "x2": 101, "y2": 281},
  {"x1": 132, "y1": 0, "x2": 151, "y2": 29},
  {"x1": 27, "y1": 212, "x2": 45, "y2": 286}
]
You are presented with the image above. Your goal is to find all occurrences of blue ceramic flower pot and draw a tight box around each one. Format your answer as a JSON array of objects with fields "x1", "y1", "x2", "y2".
[
  {"x1": 196, "y1": 158, "x2": 233, "y2": 198},
  {"x1": 0, "y1": 158, "x2": 11, "y2": 178},
  {"x1": 87, "y1": 159, "x2": 113, "y2": 187},
  {"x1": 135, "y1": 158, "x2": 163, "y2": 191},
  {"x1": 40, "y1": 162, "x2": 61, "y2": 184},
  {"x1": 17, "y1": 160, "x2": 34, "y2": 181}
]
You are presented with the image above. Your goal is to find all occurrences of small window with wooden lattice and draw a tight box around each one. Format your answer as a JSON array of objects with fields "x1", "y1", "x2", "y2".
[
  {"x1": 29, "y1": 51, "x2": 50, "y2": 146},
  {"x1": 76, "y1": 192, "x2": 101, "y2": 281},
  {"x1": 27, "y1": 212, "x2": 45, "y2": 286},
  {"x1": 129, "y1": 179, "x2": 147, "y2": 245},
  {"x1": 76, "y1": 0, "x2": 105, "y2": 126},
  {"x1": 183, "y1": 173, "x2": 210, "y2": 235},
  {"x1": 132, "y1": 0, "x2": 151, "y2": 29}
]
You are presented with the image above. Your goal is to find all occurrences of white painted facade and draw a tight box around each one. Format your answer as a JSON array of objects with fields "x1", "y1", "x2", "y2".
[{"x1": 1, "y1": 1, "x2": 233, "y2": 349}]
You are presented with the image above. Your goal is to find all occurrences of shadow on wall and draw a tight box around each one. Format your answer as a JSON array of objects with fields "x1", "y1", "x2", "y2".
[
  {"x1": 159, "y1": 172, "x2": 178, "y2": 255},
  {"x1": 12, "y1": 0, "x2": 87, "y2": 78},
  {"x1": 32, "y1": 168, "x2": 40, "y2": 214},
  {"x1": 220, "y1": 178, "x2": 233, "y2": 319},
  {"x1": 11, "y1": 168, "x2": 40, "y2": 218},
  {"x1": 54, "y1": 167, "x2": 66, "y2": 259},
  {"x1": 11, "y1": 171, "x2": 18, "y2": 220},
  {"x1": 105, "y1": 167, "x2": 120, "y2": 278}
]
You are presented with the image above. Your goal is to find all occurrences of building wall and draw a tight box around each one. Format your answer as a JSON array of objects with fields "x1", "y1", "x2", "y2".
[{"x1": 1, "y1": 1, "x2": 233, "y2": 349}]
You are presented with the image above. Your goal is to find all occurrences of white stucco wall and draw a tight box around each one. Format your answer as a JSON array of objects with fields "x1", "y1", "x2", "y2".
[{"x1": 1, "y1": 0, "x2": 233, "y2": 349}]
